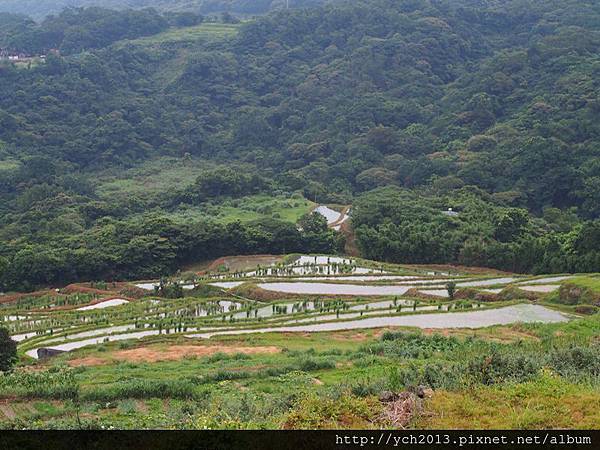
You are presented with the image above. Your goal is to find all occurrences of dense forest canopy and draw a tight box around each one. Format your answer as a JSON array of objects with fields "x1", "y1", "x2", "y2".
[
  {"x1": 0, "y1": 0, "x2": 326, "y2": 21},
  {"x1": 1, "y1": 0, "x2": 600, "y2": 290}
]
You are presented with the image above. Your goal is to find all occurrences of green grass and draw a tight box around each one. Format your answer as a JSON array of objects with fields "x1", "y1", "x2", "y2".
[
  {"x1": 4, "y1": 260, "x2": 599, "y2": 430},
  {"x1": 0, "y1": 158, "x2": 21, "y2": 173},
  {"x1": 133, "y1": 194, "x2": 312, "y2": 225},
  {"x1": 566, "y1": 275, "x2": 600, "y2": 292},
  {"x1": 191, "y1": 195, "x2": 314, "y2": 224},
  {"x1": 3, "y1": 313, "x2": 600, "y2": 429},
  {"x1": 95, "y1": 157, "x2": 313, "y2": 224},
  {"x1": 415, "y1": 371, "x2": 600, "y2": 429},
  {"x1": 115, "y1": 23, "x2": 240, "y2": 48},
  {"x1": 95, "y1": 156, "x2": 213, "y2": 202}
]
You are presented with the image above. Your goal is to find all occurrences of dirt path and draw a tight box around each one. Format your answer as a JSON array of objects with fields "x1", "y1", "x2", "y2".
[
  {"x1": 340, "y1": 221, "x2": 360, "y2": 256},
  {"x1": 0, "y1": 403, "x2": 17, "y2": 420},
  {"x1": 135, "y1": 400, "x2": 148, "y2": 413},
  {"x1": 23, "y1": 403, "x2": 38, "y2": 415}
]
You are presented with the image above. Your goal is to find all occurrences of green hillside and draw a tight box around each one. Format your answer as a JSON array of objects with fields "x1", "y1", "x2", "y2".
[{"x1": 0, "y1": 1, "x2": 600, "y2": 291}]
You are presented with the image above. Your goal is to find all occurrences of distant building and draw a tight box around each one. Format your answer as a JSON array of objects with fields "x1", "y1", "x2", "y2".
[
  {"x1": 442, "y1": 207, "x2": 459, "y2": 217},
  {"x1": 0, "y1": 47, "x2": 42, "y2": 62}
]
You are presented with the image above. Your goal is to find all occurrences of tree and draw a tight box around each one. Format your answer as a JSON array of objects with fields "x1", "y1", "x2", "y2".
[
  {"x1": 297, "y1": 212, "x2": 328, "y2": 233},
  {"x1": 0, "y1": 256, "x2": 8, "y2": 291},
  {"x1": 0, "y1": 327, "x2": 17, "y2": 372},
  {"x1": 446, "y1": 281, "x2": 456, "y2": 300},
  {"x1": 494, "y1": 209, "x2": 529, "y2": 243}
]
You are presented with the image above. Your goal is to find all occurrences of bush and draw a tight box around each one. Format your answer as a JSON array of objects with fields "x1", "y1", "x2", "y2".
[
  {"x1": 466, "y1": 351, "x2": 542, "y2": 385},
  {"x1": 350, "y1": 377, "x2": 388, "y2": 397},
  {"x1": 392, "y1": 362, "x2": 463, "y2": 390},
  {"x1": 549, "y1": 345, "x2": 600, "y2": 379},
  {"x1": 282, "y1": 393, "x2": 378, "y2": 429},
  {"x1": 0, "y1": 367, "x2": 78, "y2": 399},
  {"x1": 82, "y1": 379, "x2": 197, "y2": 401},
  {"x1": 0, "y1": 327, "x2": 17, "y2": 372},
  {"x1": 374, "y1": 331, "x2": 462, "y2": 359},
  {"x1": 554, "y1": 284, "x2": 599, "y2": 305},
  {"x1": 574, "y1": 305, "x2": 599, "y2": 315},
  {"x1": 298, "y1": 357, "x2": 336, "y2": 371}
]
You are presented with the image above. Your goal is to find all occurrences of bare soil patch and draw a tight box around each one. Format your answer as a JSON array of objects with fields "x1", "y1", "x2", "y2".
[
  {"x1": 331, "y1": 331, "x2": 369, "y2": 342},
  {"x1": 68, "y1": 345, "x2": 280, "y2": 366}
]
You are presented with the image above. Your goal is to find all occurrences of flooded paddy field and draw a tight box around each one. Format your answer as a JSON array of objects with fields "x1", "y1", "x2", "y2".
[
  {"x1": 4, "y1": 254, "x2": 581, "y2": 362},
  {"x1": 186, "y1": 305, "x2": 570, "y2": 339},
  {"x1": 2, "y1": 252, "x2": 596, "y2": 432}
]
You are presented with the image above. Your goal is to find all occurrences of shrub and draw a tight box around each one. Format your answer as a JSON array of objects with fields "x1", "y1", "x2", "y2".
[
  {"x1": 466, "y1": 351, "x2": 542, "y2": 385},
  {"x1": 350, "y1": 377, "x2": 388, "y2": 397},
  {"x1": 392, "y1": 362, "x2": 463, "y2": 390},
  {"x1": 298, "y1": 357, "x2": 336, "y2": 371},
  {"x1": 549, "y1": 345, "x2": 600, "y2": 379},
  {"x1": 81, "y1": 379, "x2": 196, "y2": 401},
  {"x1": 574, "y1": 305, "x2": 599, "y2": 315},
  {"x1": 352, "y1": 355, "x2": 384, "y2": 368},
  {"x1": 0, "y1": 327, "x2": 17, "y2": 372},
  {"x1": 282, "y1": 393, "x2": 379, "y2": 429},
  {"x1": 554, "y1": 284, "x2": 599, "y2": 305},
  {"x1": 0, "y1": 367, "x2": 79, "y2": 399},
  {"x1": 375, "y1": 332, "x2": 462, "y2": 359}
]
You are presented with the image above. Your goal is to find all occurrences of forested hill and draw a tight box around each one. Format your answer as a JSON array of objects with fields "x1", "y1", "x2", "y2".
[
  {"x1": 1, "y1": 0, "x2": 600, "y2": 290},
  {"x1": 0, "y1": 0, "x2": 326, "y2": 21}
]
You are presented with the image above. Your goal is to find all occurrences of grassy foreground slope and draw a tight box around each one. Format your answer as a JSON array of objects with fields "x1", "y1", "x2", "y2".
[
  {"x1": 1, "y1": 315, "x2": 599, "y2": 429},
  {"x1": 1, "y1": 259, "x2": 599, "y2": 429}
]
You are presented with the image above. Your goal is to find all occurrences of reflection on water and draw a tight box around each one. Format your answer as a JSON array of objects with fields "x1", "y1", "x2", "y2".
[
  {"x1": 76, "y1": 299, "x2": 129, "y2": 310},
  {"x1": 257, "y1": 282, "x2": 413, "y2": 296},
  {"x1": 187, "y1": 305, "x2": 568, "y2": 338},
  {"x1": 516, "y1": 276, "x2": 572, "y2": 285}
]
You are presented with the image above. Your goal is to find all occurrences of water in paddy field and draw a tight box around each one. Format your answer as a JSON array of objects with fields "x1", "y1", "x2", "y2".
[
  {"x1": 186, "y1": 304, "x2": 570, "y2": 338},
  {"x1": 76, "y1": 298, "x2": 129, "y2": 310},
  {"x1": 515, "y1": 276, "x2": 573, "y2": 284},
  {"x1": 313, "y1": 206, "x2": 342, "y2": 225},
  {"x1": 24, "y1": 325, "x2": 205, "y2": 359},
  {"x1": 210, "y1": 281, "x2": 245, "y2": 288},
  {"x1": 454, "y1": 277, "x2": 518, "y2": 287},
  {"x1": 286, "y1": 275, "x2": 420, "y2": 281},
  {"x1": 24, "y1": 328, "x2": 189, "y2": 359},
  {"x1": 34, "y1": 324, "x2": 138, "y2": 345},
  {"x1": 11, "y1": 329, "x2": 67, "y2": 342},
  {"x1": 135, "y1": 282, "x2": 196, "y2": 290},
  {"x1": 294, "y1": 255, "x2": 355, "y2": 265},
  {"x1": 256, "y1": 282, "x2": 419, "y2": 296},
  {"x1": 417, "y1": 289, "x2": 450, "y2": 297}
]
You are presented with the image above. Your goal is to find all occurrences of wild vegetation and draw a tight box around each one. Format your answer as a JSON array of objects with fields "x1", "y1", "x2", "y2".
[
  {"x1": 0, "y1": 1, "x2": 324, "y2": 21},
  {"x1": 0, "y1": 0, "x2": 599, "y2": 431},
  {"x1": 0, "y1": 1, "x2": 599, "y2": 292},
  {"x1": 1, "y1": 312, "x2": 599, "y2": 429},
  {"x1": 1, "y1": 254, "x2": 598, "y2": 429}
]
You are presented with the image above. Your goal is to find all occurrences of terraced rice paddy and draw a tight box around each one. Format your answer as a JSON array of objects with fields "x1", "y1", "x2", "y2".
[
  {"x1": 519, "y1": 285, "x2": 560, "y2": 293},
  {"x1": 3, "y1": 254, "x2": 578, "y2": 364},
  {"x1": 76, "y1": 299, "x2": 130, "y2": 310},
  {"x1": 186, "y1": 304, "x2": 569, "y2": 338},
  {"x1": 1, "y1": 253, "x2": 594, "y2": 431}
]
